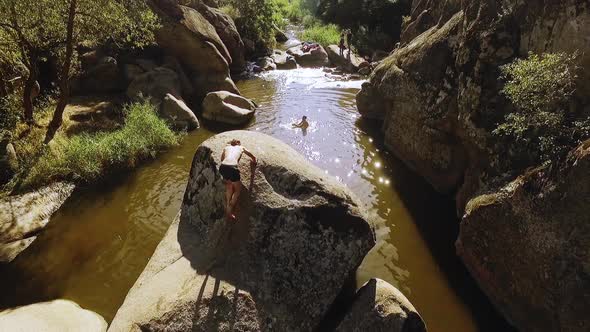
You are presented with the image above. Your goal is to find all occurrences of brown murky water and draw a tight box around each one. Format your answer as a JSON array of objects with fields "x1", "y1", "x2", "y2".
[{"x1": 0, "y1": 68, "x2": 512, "y2": 331}]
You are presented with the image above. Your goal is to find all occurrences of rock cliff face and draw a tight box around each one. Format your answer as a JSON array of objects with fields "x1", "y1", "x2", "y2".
[
  {"x1": 357, "y1": 0, "x2": 590, "y2": 330},
  {"x1": 109, "y1": 131, "x2": 378, "y2": 331},
  {"x1": 457, "y1": 140, "x2": 590, "y2": 332}
]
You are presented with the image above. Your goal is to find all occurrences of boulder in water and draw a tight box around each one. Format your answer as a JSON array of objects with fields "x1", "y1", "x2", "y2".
[
  {"x1": 326, "y1": 45, "x2": 370, "y2": 73},
  {"x1": 202, "y1": 91, "x2": 256, "y2": 125},
  {"x1": 457, "y1": 140, "x2": 590, "y2": 331},
  {"x1": 0, "y1": 182, "x2": 75, "y2": 263},
  {"x1": 271, "y1": 50, "x2": 297, "y2": 70},
  {"x1": 337, "y1": 278, "x2": 427, "y2": 332},
  {"x1": 161, "y1": 93, "x2": 199, "y2": 131},
  {"x1": 108, "y1": 130, "x2": 376, "y2": 331},
  {"x1": 287, "y1": 44, "x2": 330, "y2": 67},
  {"x1": 0, "y1": 299, "x2": 107, "y2": 332},
  {"x1": 256, "y1": 56, "x2": 277, "y2": 71},
  {"x1": 274, "y1": 23, "x2": 289, "y2": 43}
]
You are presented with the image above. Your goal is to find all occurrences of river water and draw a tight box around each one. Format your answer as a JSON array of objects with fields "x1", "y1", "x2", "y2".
[{"x1": 0, "y1": 68, "x2": 512, "y2": 331}]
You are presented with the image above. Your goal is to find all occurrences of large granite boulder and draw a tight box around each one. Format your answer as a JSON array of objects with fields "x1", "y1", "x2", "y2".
[
  {"x1": 0, "y1": 299, "x2": 107, "y2": 332},
  {"x1": 126, "y1": 67, "x2": 181, "y2": 102},
  {"x1": 271, "y1": 50, "x2": 297, "y2": 70},
  {"x1": 256, "y1": 56, "x2": 277, "y2": 71},
  {"x1": 357, "y1": 11, "x2": 465, "y2": 194},
  {"x1": 161, "y1": 93, "x2": 199, "y2": 130},
  {"x1": 287, "y1": 44, "x2": 330, "y2": 68},
  {"x1": 337, "y1": 279, "x2": 426, "y2": 332},
  {"x1": 109, "y1": 131, "x2": 376, "y2": 331},
  {"x1": 457, "y1": 140, "x2": 590, "y2": 332},
  {"x1": 326, "y1": 45, "x2": 370, "y2": 73},
  {"x1": 151, "y1": 1, "x2": 240, "y2": 99},
  {"x1": 182, "y1": 0, "x2": 247, "y2": 73},
  {"x1": 202, "y1": 91, "x2": 256, "y2": 125},
  {"x1": 0, "y1": 182, "x2": 75, "y2": 264}
]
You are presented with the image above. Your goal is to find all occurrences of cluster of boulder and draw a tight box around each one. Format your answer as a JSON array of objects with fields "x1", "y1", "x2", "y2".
[
  {"x1": 71, "y1": 0, "x2": 259, "y2": 129},
  {"x1": 357, "y1": 0, "x2": 590, "y2": 330},
  {"x1": 252, "y1": 37, "x2": 374, "y2": 76},
  {"x1": 105, "y1": 131, "x2": 427, "y2": 332}
]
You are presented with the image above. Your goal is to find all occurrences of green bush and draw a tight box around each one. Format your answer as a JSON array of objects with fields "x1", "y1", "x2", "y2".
[
  {"x1": 221, "y1": 0, "x2": 280, "y2": 50},
  {"x1": 494, "y1": 52, "x2": 586, "y2": 165},
  {"x1": 299, "y1": 23, "x2": 341, "y2": 46},
  {"x1": 274, "y1": 0, "x2": 311, "y2": 23},
  {"x1": 0, "y1": 92, "x2": 21, "y2": 136},
  {"x1": 22, "y1": 101, "x2": 180, "y2": 188}
]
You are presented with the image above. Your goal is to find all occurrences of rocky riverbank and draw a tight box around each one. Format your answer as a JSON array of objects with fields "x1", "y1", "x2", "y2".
[{"x1": 357, "y1": 0, "x2": 590, "y2": 330}]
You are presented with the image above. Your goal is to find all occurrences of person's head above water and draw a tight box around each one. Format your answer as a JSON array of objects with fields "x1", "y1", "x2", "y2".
[
  {"x1": 229, "y1": 139, "x2": 241, "y2": 146},
  {"x1": 302, "y1": 116, "x2": 307, "y2": 121}
]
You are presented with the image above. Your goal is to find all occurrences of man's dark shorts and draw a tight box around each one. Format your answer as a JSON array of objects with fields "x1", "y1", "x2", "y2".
[{"x1": 219, "y1": 164, "x2": 241, "y2": 182}]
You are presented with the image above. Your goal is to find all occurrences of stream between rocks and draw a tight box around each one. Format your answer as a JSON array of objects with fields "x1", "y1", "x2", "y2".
[{"x1": 0, "y1": 68, "x2": 514, "y2": 331}]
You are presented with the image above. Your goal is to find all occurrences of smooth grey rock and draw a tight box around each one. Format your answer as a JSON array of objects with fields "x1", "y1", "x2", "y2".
[
  {"x1": 0, "y1": 182, "x2": 75, "y2": 263},
  {"x1": 202, "y1": 91, "x2": 256, "y2": 125},
  {"x1": 161, "y1": 93, "x2": 199, "y2": 131},
  {"x1": 337, "y1": 278, "x2": 426, "y2": 332},
  {"x1": 326, "y1": 44, "x2": 370, "y2": 73},
  {"x1": 256, "y1": 56, "x2": 277, "y2": 71},
  {"x1": 271, "y1": 50, "x2": 297, "y2": 70},
  {"x1": 109, "y1": 131, "x2": 376, "y2": 332},
  {"x1": 153, "y1": 4, "x2": 240, "y2": 98},
  {"x1": 287, "y1": 44, "x2": 330, "y2": 67},
  {"x1": 0, "y1": 299, "x2": 107, "y2": 332}
]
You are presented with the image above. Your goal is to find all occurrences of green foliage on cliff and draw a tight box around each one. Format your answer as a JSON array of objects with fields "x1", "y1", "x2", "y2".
[
  {"x1": 20, "y1": 101, "x2": 180, "y2": 189},
  {"x1": 299, "y1": 22, "x2": 341, "y2": 46},
  {"x1": 221, "y1": 0, "x2": 280, "y2": 48},
  {"x1": 495, "y1": 52, "x2": 589, "y2": 164}
]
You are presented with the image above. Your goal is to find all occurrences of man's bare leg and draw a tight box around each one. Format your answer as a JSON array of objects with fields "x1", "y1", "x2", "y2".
[
  {"x1": 224, "y1": 181, "x2": 233, "y2": 219},
  {"x1": 228, "y1": 182, "x2": 241, "y2": 220}
]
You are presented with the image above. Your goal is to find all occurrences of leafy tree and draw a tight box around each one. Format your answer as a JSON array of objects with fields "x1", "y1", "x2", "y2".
[
  {"x1": 0, "y1": 0, "x2": 159, "y2": 142},
  {"x1": 220, "y1": 0, "x2": 279, "y2": 49},
  {"x1": 494, "y1": 52, "x2": 588, "y2": 165}
]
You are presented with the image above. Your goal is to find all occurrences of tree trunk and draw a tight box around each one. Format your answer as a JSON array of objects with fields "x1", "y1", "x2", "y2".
[
  {"x1": 23, "y1": 65, "x2": 37, "y2": 124},
  {"x1": 45, "y1": 0, "x2": 77, "y2": 144}
]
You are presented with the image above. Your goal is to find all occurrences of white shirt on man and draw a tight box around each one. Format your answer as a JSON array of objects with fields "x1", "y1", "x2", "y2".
[{"x1": 221, "y1": 145, "x2": 244, "y2": 166}]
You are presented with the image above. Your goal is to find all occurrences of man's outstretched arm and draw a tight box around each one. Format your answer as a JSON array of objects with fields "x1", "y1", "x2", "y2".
[{"x1": 243, "y1": 148, "x2": 256, "y2": 164}]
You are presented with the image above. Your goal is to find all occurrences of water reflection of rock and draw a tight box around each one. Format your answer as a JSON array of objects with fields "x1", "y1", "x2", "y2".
[{"x1": 357, "y1": 213, "x2": 411, "y2": 296}]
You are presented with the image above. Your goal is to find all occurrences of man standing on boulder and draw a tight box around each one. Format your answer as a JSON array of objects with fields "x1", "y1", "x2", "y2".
[
  {"x1": 346, "y1": 29, "x2": 353, "y2": 58},
  {"x1": 219, "y1": 139, "x2": 257, "y2": 220}
]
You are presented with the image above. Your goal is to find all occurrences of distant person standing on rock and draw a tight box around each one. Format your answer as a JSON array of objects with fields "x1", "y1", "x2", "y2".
[
  {"x1": 346, "y1": 29, "x2": 353, "y2": 58},
  {"x1": 339, "y1": 32, "x2": 346, "y2": 56},
  {"x1": 219, "y1": 139, "x2": 257, "y2": 221}
]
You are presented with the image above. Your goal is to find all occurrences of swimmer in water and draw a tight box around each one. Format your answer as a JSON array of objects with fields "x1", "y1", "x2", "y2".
[
  {"x1": 292, "y1": 116, "x2": 309, "y2": 130},
  {"x1": 219, "y1": 139, "x2": 257, "y2": 220}
]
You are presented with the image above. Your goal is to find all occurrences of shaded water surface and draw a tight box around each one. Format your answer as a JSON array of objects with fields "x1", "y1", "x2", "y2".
[{"x1": 0, "y1": 68, "x2": 511, "y2": 331}]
